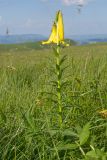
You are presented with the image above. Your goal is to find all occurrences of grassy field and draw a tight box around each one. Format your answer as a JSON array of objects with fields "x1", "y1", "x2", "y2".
[{"x1": 0, "y1": 42, "x2": 107, "y2": 160}]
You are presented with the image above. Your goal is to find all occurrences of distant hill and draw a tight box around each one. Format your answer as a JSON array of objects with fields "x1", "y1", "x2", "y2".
[
  {"x1": 0, "y1": 34, "x2": 107, "y2": 45},
  {"x1": 0, "y1": 34, "x2": 46, "y2": 44},
  {"x1": 69, "y1": 34, "x2": 107, "y2": 45}
]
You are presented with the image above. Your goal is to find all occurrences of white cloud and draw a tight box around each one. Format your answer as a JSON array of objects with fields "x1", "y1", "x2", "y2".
[
  {"x1": 0, "y1": 16, "x2": 2, "y2": 22},
  {"x1": 0, "y1": 16, "x2": 5, "y2": 26},
  {"x1": 62, "y1": 0, "x2": 86, "y2": 5},
  {"x1": 62, "y1": 0, "x2": 93, "y2": 6},
  {"x1": 42, "y1": 0, "x2": 94, "y2": 6},
  {"x1": 25, "y1": 18, "x2": 34, "y2": 28}
]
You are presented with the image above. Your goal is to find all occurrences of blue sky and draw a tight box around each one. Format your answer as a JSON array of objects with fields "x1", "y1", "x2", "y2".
[{"x1": 0, "y1": 0, "x2": 107, "y2": 36}]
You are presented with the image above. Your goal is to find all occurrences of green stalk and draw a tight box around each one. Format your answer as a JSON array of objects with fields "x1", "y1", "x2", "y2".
[{"x1": 56, "y1": 44, "x2": 62, "y2": 128}]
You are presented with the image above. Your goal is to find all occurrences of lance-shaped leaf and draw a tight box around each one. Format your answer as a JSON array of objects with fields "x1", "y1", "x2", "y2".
[{"x1": 79, "y1": 122, "x2": 90, "y2": 146}]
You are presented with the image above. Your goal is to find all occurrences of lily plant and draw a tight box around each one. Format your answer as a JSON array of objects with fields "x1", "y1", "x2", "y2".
[{"x1": 42, "y1": 10, "x2": 69, "y2": 128}]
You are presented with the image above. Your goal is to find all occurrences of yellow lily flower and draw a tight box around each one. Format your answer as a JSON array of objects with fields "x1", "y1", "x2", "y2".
[
  {"x1": 42, "y1": 10, "x2": 69, "y2": 46},
  {"x1": 42, "y1": 22, "x2": 57, "y2": 44}
]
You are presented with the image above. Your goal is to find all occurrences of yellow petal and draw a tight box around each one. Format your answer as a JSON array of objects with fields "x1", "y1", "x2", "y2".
[
  {"x1": 42, "y1": 22, "x2": 57, "y2": 44},
  {"x1": 57, "y1": 10, "x2": 64, "y2": 42}
]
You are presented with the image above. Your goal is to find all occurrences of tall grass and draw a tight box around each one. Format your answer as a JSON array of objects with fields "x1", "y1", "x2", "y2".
[{"x1": 0, "y1": 43, "x2": 107, "y2": 159}]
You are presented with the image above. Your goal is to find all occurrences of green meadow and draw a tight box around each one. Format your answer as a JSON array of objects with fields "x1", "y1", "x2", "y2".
[{"x1": 0, "y1": 42, "x2": 107, "y2": 160}]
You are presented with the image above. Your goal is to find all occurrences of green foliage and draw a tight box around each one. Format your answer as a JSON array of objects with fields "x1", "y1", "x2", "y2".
[
  {"x1": 0, "y1": 42, "x2": 107, "y2": 159},
  {"x1": 85, "y1": 148, "x2": 107, "y2": 160},
  {"x1": 79, "y1": 123, "x2": 90, "y2": 146}
]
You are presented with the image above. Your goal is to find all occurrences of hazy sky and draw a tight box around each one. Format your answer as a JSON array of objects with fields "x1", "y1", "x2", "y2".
[{"x1": 0, "y1": 0, "x2": 107, "y2": 36}]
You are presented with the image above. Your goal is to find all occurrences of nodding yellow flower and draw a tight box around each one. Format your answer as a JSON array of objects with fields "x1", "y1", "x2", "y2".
[
  {"x1": 42, "y1": 22, "x2": 57, "y2": 44},
  {"x1": 42, "y1": 10, "x2": 69, "y2": 46},
  {"x1": 57, "y1": 10, "x2": 64, "y2": 43},
  {"x1": 98, "y1": 109, "x2": 107, "y2": 118}
]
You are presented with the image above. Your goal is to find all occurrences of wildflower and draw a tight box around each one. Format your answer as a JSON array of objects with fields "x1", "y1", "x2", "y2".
[
  {"x1": 42, "y1": 10, "x2": 69, "y2": 46},
  {"x1": 98, "y1": 109, "x2": 107, "y2": 118},
  {"x1": 36, "y1": 98, "x2": 43, "y2": 106},
  {"x1": 7, "y1": 65, "x2": 16, "y2": 71},
  {"x1": 42, "y1": 22, "x2": 57, "y2": 44}
]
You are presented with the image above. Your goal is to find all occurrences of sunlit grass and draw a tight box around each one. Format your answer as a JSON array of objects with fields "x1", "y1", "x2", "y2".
[{"x1": 0, "y1": 42, "x2": 107, "y2": 159}]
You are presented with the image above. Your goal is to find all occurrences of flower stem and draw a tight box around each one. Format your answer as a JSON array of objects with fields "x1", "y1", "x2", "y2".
[{"x1": 56, "y1": 45, "x2": 62, "y2": 128}]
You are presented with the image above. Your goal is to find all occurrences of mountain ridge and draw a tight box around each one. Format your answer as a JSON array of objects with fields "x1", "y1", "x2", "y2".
[
  {"x1": 0, "y1": 34, "x2": 107, "y2": 44},
  {"x1": 0, "y1": 34, "x2": 47, "y2": 44}
]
